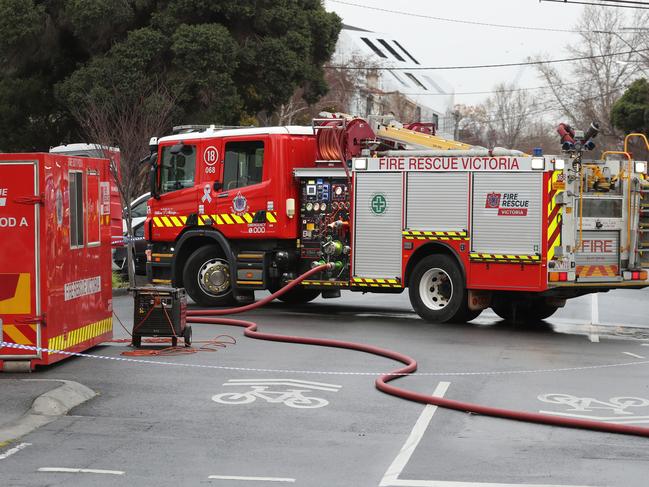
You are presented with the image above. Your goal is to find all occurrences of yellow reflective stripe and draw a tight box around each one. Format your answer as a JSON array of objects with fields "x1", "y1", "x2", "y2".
[
  {"x1": 221, "y1": 214, "x2": 234, "y2": 224},
  {"x1": 231, "y1": 214, "x2": 245, "y2": 224},
  {"x1": 266, "y1": 212, "x2": 277, "y2": 223},
  {"x1": 214, "y1": 215, "x2": 224, "y2": 225},
  {"x1": 170, "y1": 216, "x2": 182, "y2": 226},
  {"x1": 161, "y1": 217, "x2": 173, "y2": 227},
  {"x1": 243, "y1": 213, "x2": 253, "y2": 223},
  {"x1": 153, "y1": 217, "x2": 163, "y2": 227}
]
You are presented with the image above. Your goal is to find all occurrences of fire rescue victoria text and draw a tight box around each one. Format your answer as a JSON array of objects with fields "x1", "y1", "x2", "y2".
[{"x1": 378, "y1": 157, "x2": 521, "y2": 171}]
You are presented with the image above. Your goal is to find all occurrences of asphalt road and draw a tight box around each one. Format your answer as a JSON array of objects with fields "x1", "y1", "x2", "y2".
[{"x1": 1, "y1": 289, "x2": 649, "y2": 487}]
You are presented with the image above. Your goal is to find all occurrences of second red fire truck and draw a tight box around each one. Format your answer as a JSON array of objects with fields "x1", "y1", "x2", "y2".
[{"x1": 144, "y1": 115, "x2": 649, "y2": 323}]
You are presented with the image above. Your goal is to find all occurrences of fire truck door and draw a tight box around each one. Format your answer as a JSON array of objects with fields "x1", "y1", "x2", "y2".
[
  {"x1": 353, "y1": 172, "x2": 403, "y2": 279},
  {"x1": 215, "y1": 139, "x2": 270, "y2": 236},
  {"x1": 151, "y1": 143, "x2": 199, "y2": 238},
  {"x1": 0, "y1": 160, "x2": 40, "y2": 359}
]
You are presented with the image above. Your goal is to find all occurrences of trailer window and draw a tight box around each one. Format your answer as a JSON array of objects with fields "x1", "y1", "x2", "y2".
[
  {"x1": 223, "y1": 141, "x2": 264, "y2": 190},
  {"x1": 69, "y1": 171, "x2": 84, "y2": 248},
  {"x1": 160, "y1": 144, "x2": 196, "y2": 193}
]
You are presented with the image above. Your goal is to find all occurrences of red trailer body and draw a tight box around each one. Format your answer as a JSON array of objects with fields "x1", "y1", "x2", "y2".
[{"x1": 0, "y1": 153, "x2": 113, "y2": 371}]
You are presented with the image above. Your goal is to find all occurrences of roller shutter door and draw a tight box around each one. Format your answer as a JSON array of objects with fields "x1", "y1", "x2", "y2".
[
  {"x1": 406, "y1": 172, "x2": 468, "y2": 231},
  {"x1": 472, "y1": 173, "x2": 543, "y2": 255}
]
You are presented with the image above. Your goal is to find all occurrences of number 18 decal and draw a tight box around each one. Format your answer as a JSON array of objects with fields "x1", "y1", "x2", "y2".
[{"x1": 204, "y1": 146, "x2": 219, "y2": 172}]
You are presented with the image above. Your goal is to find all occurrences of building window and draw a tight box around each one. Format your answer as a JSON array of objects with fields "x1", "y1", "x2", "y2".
[
  {"x1": 405, "y1": 73, "x2": 428, "y2": 90},
  {"x1": 223, "y1": 141, "x2": 264, "y2": 190},
  {"x1": 360, "y1": 37, "x2": 387, "y2": 58},
  {"x1": 69, "y1": 171, "x2": 84, "y2": 248},
  {"x1": 393, "y1": 40, "x2": 420, "y2": 64},
  {"x1": 378, "y1": 39, "x2": 406, "y2": 62}
]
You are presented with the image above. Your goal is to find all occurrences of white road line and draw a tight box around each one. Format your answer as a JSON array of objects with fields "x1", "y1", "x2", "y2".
[
  {"x1": 38, "y1": 467, "x2": 125, "y2": 475},
  {"x1": 0, "y1": 442, "x2": 31, "y2": 460},
  {"x1": 380, "y1": 381, "x2": 595, "y2": 487},
  {"x1": 379, "y1": 382, "x2": 451, "y2": 486},
  {"x1": 623, "y1": 352, "x2": 646, "y2": 359},
  {"x1": 385, "y1": 480, "x2": 594, "y2": 487},
  {"x1": 225, "y1": 379, "x2": 341, "y2": 388},
  {"x1": 208, "y1": 475, "x2": 295, "y2": 482}
]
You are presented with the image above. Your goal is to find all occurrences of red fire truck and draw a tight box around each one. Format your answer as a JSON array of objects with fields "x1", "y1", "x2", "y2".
[
  {"x1": 144, "y1": 116, "x2": 649, "y2": 323},
  {"x1": 0, "y1": 153, "x2": 114, "y2": 371}
]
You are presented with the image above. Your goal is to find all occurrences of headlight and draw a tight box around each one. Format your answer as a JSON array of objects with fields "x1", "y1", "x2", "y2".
[
  {"x1": 531, "y1": 157, "x2": 545, "y2": 170},
  {"x1": 554, "y1": 159, "x2": 565, "y2": 170}
]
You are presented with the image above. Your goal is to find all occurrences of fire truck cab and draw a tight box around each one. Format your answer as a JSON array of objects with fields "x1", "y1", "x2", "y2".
[{"x1": 145, "y1": 118, "x2": 649, "y2": 323}]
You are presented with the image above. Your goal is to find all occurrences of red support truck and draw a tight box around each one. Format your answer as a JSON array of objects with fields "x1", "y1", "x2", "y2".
[
  {"x1": 144, "y1": 118, "x2": 649, "y2": 323},
  {"x1": 0, "y1": 153, "x2": 113, "y2": 372}
]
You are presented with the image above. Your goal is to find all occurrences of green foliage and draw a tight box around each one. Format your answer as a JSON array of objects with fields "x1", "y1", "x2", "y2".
[
  {"x1": 611, "y1": 78, "x2": 649, "y2": 135},
  {"x1": 0, "y1": 0, "x2": 341, "y2": 151}
]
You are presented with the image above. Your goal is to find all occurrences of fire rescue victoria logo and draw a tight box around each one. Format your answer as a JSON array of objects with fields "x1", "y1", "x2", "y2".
[
  {"x1": 485, "y1": 192, "x2": 530, "y2": 216},
  {"x1": 232, "y1": 192, "x2": 249, "y2": 215},
  {"x1": 370, "y1": 193, "x2": 387, "y2": 215}
]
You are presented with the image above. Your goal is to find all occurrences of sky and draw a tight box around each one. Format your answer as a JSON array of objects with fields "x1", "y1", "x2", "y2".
[{"x1": 323, "y1": 0, "x2": 598, "y2": 106}]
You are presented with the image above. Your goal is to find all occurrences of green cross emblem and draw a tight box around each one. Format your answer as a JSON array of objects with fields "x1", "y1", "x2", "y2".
[{"x1": 370, "y1": 193, "x2": 387, "y2": 215}]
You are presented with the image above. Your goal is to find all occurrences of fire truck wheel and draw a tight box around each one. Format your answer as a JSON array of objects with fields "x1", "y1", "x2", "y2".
[
  {"x1": 451, "y1": 306, "x2": 482, "y2": 323},
  {"x1": 409, "y1": 254, "x2": 465, "y2": 323},
  {"x1": 491, "y1": 299, "x2": 558, "y2": 323},
  {"x1": 276, "y1": 287, "x2": 321, "y2": 304},
  {"x1": 183, "y1": 246, "x2": 235, "y2": 307}
]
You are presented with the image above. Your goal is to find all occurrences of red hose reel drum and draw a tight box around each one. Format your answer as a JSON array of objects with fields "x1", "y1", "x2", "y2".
[{"x1": 316, "y1": 118, "x2": 375, "y2": 161}]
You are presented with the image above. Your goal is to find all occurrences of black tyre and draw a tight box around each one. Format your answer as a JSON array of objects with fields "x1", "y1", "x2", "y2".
[
  {"x1": 276, "y1": 287, "x2": 321, "y2": 304},
  {"x1": 183, "y1": 246, "x2": 235, "y2": 307},
  {"x1": 451, "y1": 306, "x2": 483, "y2": 323},
  {"x1": 491, "y1": 298, "x2": 558, "y2": 323},
  {"x1": 183, "y1": 326, "x2": 192, "y2": 347},
  {"x1": 408, "y1": 254, "x2": 465, "y2": 323},
  {"x1": 132, "y1": 335, "x2": 141, "y2": 348}
]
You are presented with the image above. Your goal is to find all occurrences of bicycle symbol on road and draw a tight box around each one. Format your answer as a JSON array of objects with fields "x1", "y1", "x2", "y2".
[
  {"x1": 538, "y1": 393, "x2": 649, "y2": 423},
  {"x1": 212, "y1": 378, "x2": 342, "y2": 409}
]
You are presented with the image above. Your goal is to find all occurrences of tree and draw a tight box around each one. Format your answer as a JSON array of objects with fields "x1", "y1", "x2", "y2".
[
  {"x1": 612, "y1": 78, "x2": 649, "y2": 134},
  {"x1": 482, "y1": 83, "x2": 539, "y2": 149},
  {"x1": 71, "y1": 83, "x2": 176, "y2": 287},
  {"x1": 535, "y1": 6, "x2": 649, "y2": 150},
  {"x1": 0, "y1": 0, "x2": 341, "y2": 151}
]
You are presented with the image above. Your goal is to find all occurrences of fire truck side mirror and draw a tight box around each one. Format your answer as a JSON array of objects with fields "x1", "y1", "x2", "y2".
[{"x1": 149, "y1": 154, "x2": 160, "y2": 199}]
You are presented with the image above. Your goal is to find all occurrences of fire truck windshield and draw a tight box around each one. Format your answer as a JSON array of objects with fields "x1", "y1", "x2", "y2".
[{"x1": 160, "y1": 144, "x2": 196, "y2": 193}]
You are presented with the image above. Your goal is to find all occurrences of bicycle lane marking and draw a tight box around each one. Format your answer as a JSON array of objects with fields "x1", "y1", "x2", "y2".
[
  {"x1": 211, "y1": 378, "x2": 342, "y2": 409},
  {"x1": 537, "y1": 392, "x2": 649, "y2": 424}
]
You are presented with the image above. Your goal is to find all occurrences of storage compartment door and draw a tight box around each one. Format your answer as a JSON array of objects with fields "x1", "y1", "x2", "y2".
[
  {"x1": 472, "y1": 173, "x2": 543, "y2": 255},
  {"x1": 406, "y1": 172, "x2": 468, "y2": 231},
  {"x1": 353, "y1": 172, "x2": 402, "y2": 279},
  {"x1": 0, "y1": 160, "x2": 40, "y2": 359}
]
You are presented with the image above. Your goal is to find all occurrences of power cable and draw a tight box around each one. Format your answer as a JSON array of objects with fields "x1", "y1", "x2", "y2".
[
  {"x1": 540, "y1": 0, "x2": 649, "y2": 9},
  {"x1": 326, "y1": 47, "x2": 649, "y2": 71},
  {"x1": 329, "y1": 0, "x2": 582, "y2": 33}
]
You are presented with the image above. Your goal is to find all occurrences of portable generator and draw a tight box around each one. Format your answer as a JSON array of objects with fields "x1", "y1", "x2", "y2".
[{"x1": 131, "y1": 287, "x2": 191, "y2": 348}]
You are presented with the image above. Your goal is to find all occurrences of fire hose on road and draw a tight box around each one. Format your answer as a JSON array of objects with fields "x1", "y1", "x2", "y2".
[{"x1": 187, "y1": 263, "x2": 649, "y2": 439}]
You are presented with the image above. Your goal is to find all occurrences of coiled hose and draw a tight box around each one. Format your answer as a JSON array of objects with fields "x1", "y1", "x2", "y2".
[{"x1": 187, "y1": 264, "x2": 649, "y2": 438}]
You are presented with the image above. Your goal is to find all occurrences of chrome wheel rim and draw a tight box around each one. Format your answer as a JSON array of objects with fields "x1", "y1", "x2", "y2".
[
  {"x1": 419, "y1": 267, "x2": 453, "y2": 311},
  {"x1": 198, "y1": 258, "x2": 230, "y2": 296}
]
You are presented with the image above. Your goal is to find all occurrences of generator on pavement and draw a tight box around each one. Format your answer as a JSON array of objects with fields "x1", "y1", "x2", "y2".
[{"x1": 132, "y1": 287, "x2": 191, "y2": 348}]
